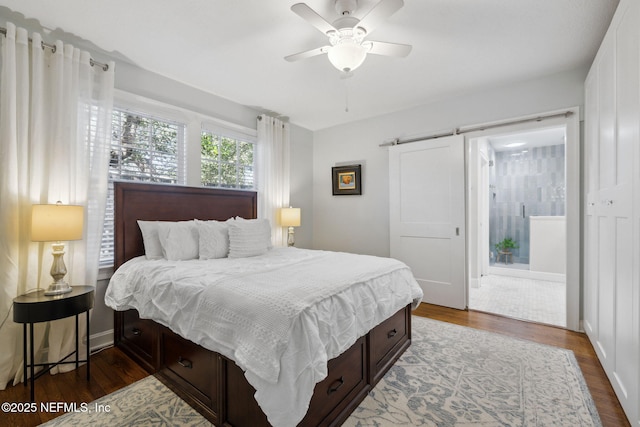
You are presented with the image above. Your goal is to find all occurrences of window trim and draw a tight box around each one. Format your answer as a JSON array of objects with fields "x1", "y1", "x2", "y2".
[{"x1": 202, "y1": 119, "x2": 258, "y2": 142}]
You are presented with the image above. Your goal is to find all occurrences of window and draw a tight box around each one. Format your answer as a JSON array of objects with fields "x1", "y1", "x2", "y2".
[
  {"x1": 100, "y1": 108, "x2": 186, "y2": 266},
  {"x1": 98, "y1": 94, "x2": 257, "y2": 268},
  {"x1": 201, "y1": 130, "x2": 255, "y2": 189},
  {"x1": 109, "y1": 109, "x2": 184, "y2": 183}
]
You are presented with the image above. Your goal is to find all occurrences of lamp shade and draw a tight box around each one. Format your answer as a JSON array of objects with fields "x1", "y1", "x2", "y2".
[
  {"x1": 327, "y1": 40, "x2": 367, "y2": 73},
  {"x1": 279, "y1": 207, "x2": 301, "y2": 227},
  {"x1": 31, "y1": 204, "x2": 84, "y2": 242}
]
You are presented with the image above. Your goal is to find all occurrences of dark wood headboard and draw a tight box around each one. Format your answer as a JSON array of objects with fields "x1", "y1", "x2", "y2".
[{"x1": 114, "y1": 181, "x2": 257, "y2": 269}]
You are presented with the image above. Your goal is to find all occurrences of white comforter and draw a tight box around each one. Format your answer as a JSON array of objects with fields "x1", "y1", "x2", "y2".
[{"x1": 105, "y1": 248, "x2": 423, "y2": 427}]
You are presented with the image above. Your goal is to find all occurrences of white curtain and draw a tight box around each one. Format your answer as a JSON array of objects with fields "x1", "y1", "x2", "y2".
[
  {"x1": 0, "y1": 23, "x2": 114, "y2": 388},
  {"x1": 257, "y1": 115, "x2": 291, "y2": 247}
]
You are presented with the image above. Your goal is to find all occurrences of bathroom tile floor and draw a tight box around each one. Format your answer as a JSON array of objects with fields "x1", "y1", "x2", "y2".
[{"x1": 469, "y1": 274, "x2": 566, "y2": 327}]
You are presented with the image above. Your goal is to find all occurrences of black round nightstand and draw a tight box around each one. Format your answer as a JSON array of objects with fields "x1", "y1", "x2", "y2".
[{"x1": 13, "y1": 286, "x2": 94, "y2": 401}]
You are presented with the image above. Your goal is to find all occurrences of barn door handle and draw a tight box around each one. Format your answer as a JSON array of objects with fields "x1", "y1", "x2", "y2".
[
  {"x1": 388, "y1": 328, "x2": 398, "y2": 338},
  {"x1": 456, "y1": 227, "x2": 459, "y2": 236},
  {"x1": 327, "y1": 376, "x2": 344, "y2": 394},
  {"x1": 178, "y1": 357, "x2": 192, "y2": 369}
]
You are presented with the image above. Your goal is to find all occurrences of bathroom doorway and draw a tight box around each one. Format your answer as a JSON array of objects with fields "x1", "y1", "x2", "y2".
[{"x1": 467, "y1": 123, "x2": 569, "y2": 328}]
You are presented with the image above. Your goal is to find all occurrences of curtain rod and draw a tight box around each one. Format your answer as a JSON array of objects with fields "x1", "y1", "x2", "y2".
[
  {"x1": 257, "y1": 115, "x2": 286, "y2": 128},
  {"x1": 0, "y1": 26, "x2": 109, "y2": 71},
  {"x1": 380, "y1": 110, "x2": 574, "y2": 147}
]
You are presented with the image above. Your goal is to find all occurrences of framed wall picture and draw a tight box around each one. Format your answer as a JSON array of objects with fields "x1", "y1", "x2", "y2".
[{"x1": 332, "y1": 164, "x2": 362, "y2": 195}]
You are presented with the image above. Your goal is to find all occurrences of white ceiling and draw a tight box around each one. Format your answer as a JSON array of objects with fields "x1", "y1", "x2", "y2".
[{"x1": 0, "y1": 0, "x2": 619, "y2": 131}]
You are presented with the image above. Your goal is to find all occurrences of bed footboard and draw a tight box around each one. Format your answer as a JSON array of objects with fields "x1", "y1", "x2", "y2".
[{"x1": 115, "y1": 305, "x2": 411, "y2": 427}]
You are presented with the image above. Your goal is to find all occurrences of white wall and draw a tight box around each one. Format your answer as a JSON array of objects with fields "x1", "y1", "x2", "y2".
[
  {"x1": 115, "y1": 61, "x2": 259, "y2": 130},
  {"x1": 290, "y1": 124, "x2": 314, "y2": 249},
  {"x1": 313, "y1": 68, "x2": 588, "y2": 256}
]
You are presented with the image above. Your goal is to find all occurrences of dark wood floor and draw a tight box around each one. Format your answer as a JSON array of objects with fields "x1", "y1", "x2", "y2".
[
  {"x1": 0, "y1": 345, "x2": 149, "y2": 426},
  {"x1": 0, "y1": 304, "x2": 630, "y2": 427}
]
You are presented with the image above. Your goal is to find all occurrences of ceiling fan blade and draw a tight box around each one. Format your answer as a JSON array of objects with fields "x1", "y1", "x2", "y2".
[
  {"x1": 284, "y1": 46, "x2": 330, "y2": 62},
  {"x1": 291, "y1": 3, "x2": 337, "y2": 35},
  {"x1": 356, "y1": 0, "x2": 404, "y2": 35},
  {"x1": 364, "y1": 41, "x2": 412, "y2": 57}
]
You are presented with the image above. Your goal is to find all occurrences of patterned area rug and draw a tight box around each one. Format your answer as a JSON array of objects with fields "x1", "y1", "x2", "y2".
[
  {"x1": 41, "y1": 316, "x2": 601, "y2": 427},
  {"x1": 345, "y1": 317, "x2": 600, "y2": 427}
]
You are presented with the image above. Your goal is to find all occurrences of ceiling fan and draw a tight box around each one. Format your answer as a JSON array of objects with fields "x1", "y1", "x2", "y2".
[{"x1": 285, "y1": 0, "x2": 412, "y2": 73}]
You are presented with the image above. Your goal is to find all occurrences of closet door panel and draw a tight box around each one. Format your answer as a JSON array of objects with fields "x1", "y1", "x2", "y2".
[
  {"x1": 585, "y1": 71, "x2": 600, "y2": 196},
  {"x1": 612, "y1": 1, "x2": 640, "y2": 421},
  {"x1": 615, "y1": 0, "x2": 638, "y2": 187},
  {"x1": 614, "y1": 216, "x2": 634, "y2": 393},
  {"x1": 594, "y1": 36, "x2": 617, "y2": 368},
  {"x1": 583, "y1": 213, "x2": 598, "y2": 336},
  {"x1": 596, "y1": 215, "x2": 614, "y2": 365},
  {"x1": 596, "y1": 42, "x2": 616, "y2": 191},
  {"x1": 583, "y1": 71, "x2": 599, "y2": 338}
]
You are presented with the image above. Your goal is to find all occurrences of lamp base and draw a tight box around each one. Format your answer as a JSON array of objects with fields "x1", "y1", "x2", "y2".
[
  {"x1": 44, "y1": 281, "x2": 73, "y2": 296},
  {"x1": 287, "y1": 226, "x2": 295, "y2": 247},
  {"x1": 45, "y1": 242, "x2": 72, "y2": 296}
]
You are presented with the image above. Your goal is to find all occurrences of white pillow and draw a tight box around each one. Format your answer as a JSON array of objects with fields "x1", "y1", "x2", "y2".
[
  {"x1": 228, "y1": 218, "x2": 272, "y2": 258},
  {"x1": 157, "y1": 220, "x2": 199, "y2": 261},
  {"x1": 196, "y1": 219, "x2": 231, "y2": 260},
  {"x1": 233, "y1": 217, "x2": 273, "y2": 248},
  {"x1": 137, "y1": 220, "x2": 164, "y2": 259}
]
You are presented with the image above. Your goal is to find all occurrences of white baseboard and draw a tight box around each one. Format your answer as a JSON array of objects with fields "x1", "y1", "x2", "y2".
[
  {"x1": 27, "y1": 330, "x2": 113, "y2": 368},
  {"x1": 88, "y1": 329, "x2": 114, "y2": 353}
]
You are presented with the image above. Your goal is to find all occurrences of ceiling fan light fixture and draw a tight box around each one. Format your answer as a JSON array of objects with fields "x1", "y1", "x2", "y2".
[
  {"x1": 328, "y1": 40, "x2": 367, "y2": 72},
  {"x1": 286, "y1": 0, "x2": 410, "y2": 73}
]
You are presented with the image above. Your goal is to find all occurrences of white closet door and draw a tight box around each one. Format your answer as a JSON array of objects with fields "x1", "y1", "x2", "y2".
[
  {"x1": 584, "y1": 1, "x2": 639, "y2": 423},
  {"x1": 610, "y1": 1, "x2": 639, "y2": 421},
  {"x1": 389, "y1": 135, "x2": 466, "y2": 309}
]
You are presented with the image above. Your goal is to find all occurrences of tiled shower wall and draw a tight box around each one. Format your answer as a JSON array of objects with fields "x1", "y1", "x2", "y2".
[{"x1": 489, "y1": 144, "x2": 565, "y2": 264}]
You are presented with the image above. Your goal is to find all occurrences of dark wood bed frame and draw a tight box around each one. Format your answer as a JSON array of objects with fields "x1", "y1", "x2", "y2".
[{"x1": 112, "y1": 181, "x2": 411, "y2": 427}]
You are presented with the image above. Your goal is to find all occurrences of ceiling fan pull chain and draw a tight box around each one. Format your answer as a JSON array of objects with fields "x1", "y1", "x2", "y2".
[{"x1": 344, "y1": 77, "x2": 350, "y2": 112}]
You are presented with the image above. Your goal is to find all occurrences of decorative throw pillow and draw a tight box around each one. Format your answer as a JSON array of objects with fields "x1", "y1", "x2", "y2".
[
  {"x1": 137, "y1": 220, "x2": 164, "y2": 259},
  {"x1": 228, "y1": 218, "x2": 272, "y2": 258},
  {"x1": 196, "y1": 219, "x2": 231, "y2": 259},
  {"x1": 157, "y1": 220, "x2": 199, "y2": 261}
]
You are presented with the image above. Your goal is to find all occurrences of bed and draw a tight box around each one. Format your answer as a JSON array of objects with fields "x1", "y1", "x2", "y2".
[{"x1": 106, "y1": 181, "x2": 423, "y2": 427}]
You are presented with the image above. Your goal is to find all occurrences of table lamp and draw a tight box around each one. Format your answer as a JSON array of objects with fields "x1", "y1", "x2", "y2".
[
  {"x1": 279, "y1": 207, "x2": 301, "y2": 247},
  {"x1": 31, "y1": 202, "x2": 84, "y2": 296}
]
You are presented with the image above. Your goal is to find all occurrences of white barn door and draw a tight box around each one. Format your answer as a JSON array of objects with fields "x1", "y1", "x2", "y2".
[{"x1": 389, "y1": 135, "x2": 466, "y2": 309}]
